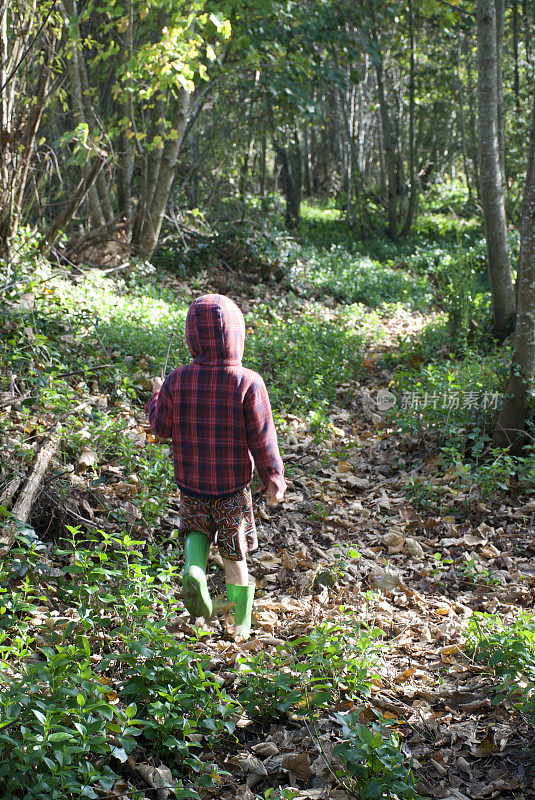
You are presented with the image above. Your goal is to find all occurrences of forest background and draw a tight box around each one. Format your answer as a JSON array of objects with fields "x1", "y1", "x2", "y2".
[{"x1": 3, "y1": 0, "x2": 535, "y2": 799}]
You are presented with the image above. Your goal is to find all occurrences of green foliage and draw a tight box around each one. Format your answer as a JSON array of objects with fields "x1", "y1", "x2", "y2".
[
  {"x1": 0, "y1": 529, "x2": 234, "y2": 798},
  {"x1": 389, "y1": 348, "x2": 510, "y2": 453},
  {"x1": 286, "y1": 246, "x2": 433, "y2": 309},
  {"x1": 0, "y1": 640, "x2": 134, "y2": 799},
  {"x1": 55, "y1": 526, "x2": 181, "y2": 635},
  {"x1": 456, "y1": 557, "x2": 500, "y2": 587},
  {"x1": 235, "y1": 617, "x2": 383, "y2": 720},
  {"x1": 245, "y1": 299, "x2": 363, "y2": 425},
  {"x1": 334, "y1": 712, "x2": 420, "y2": 799},
  {"x1": 104, "y1": 629, "x2": 237, "y2": 778},
  {"x1": 404, "y1": 478, "x2": 450, "y2": 515},
  {"x1": 467, "y1": 613, "x2": 535, "y2": 722}
]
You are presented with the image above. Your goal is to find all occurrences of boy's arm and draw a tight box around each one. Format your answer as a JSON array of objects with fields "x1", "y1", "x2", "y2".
[
  {"x1": 144, "y1": 374, "x2": 174, "y2": 439},
  {"x1": 243, "y1": 377, "x2": 286, "y2": 498}
]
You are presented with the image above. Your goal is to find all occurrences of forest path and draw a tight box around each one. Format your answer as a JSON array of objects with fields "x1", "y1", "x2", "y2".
[{"x1": 161, "y1": 297, "x2": 535, "y2": 800}]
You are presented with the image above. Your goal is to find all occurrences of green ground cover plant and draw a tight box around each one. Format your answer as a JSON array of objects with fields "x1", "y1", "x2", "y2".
[
  {"x1": 467, "y1": 613, "x2": 535, "y2": 722},
  {"x1": 235, "y1": 617, "x2": 384, "y2": 721},
  {"x1": 333, "y1": 712, "x2": 420, "y2": 800}
]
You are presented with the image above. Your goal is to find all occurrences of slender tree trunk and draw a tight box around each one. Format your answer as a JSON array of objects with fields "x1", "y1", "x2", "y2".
[
  {"x1": 117, "y1": 0, "x2": 134, "y2": 222},
  {"x1": 134, "y1": 87, "x2": 191, "y2": 257},
  {"x1": 512, "y1": 0, "x2": 521, "y2": 112},
  {"x1": 61, "y1": 0, "x2": 104, "y2": 228},
  {"x1": 259, "y1": 132, "x2": 267, "y2": 209},
  {"x1": 375, "y1": 45, "x2": 397, "y2": 239},
  {"x1": 0, "y1": 1, "x2": 13, "y2": 263},
  {"x1": 495, "y1": 90, "x2": 535, "y2": 448},
  {"x1": 239, "y1": 72, "x2": 259, "y2": 202},
  {"x1": 522, "y1": 0, "x2": 531, "y2": 64},
  {"x1": 117, "y1": 126, "x2": 133, "y2": 222},
  {"x1": 0, "y1": 2, "x2": 52, "y2": 264},
  {"x1": 476, "y1": 0, "x2": 516, "y2": 338},
  {"x1": 303, "y1": 124, "x2": 311, "y2": 196},
  {"x1": 13, "y1": 47, "x2": 52, "y2": 217},
  {"x1": 456, "y1": 39, "x2": 473, "y2": 203},
  {"x1": 465, "y1": 37, "x2": 481, "y2": 199},
  {"x1": 77, "y1": 37, "x2": 113, "y2": 222},
  {"x1": 188, "y1": 132, "x2": 198, "y2": 208},
  {"x1": 402, "y1": 0, "x2": 418, "y2": 236},
  {"x1": 132, "y1": 92, "x2": 167, "y2": 244},
  {"x1": 495, "y1": 0, "x2": 506, "y2": 187}
]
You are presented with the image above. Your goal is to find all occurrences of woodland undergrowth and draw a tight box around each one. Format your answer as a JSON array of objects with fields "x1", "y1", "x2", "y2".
[{"x1": 1, "y1": 196, "x2": 535, "y2": 800}]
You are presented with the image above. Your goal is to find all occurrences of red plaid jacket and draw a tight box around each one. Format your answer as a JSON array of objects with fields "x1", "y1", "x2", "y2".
[{"x1": 145, "y1": 294, "x2": 286, "y2": 497}]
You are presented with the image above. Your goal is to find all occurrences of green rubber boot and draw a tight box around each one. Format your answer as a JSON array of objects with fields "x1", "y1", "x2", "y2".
[
  {"x1": 182, "y1": 532, "x2": 212, "y2": 618},
  {"x1": 226, "y1": 580, "x2": 255, "y2": 641}
]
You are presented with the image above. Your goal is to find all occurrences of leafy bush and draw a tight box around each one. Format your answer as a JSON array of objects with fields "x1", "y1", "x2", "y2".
[
  {"x1": 0, "y1": 641, "x2": 135, "y2": 799},
  {"x1": 104, "y1": 629, "x2": 238, "y2": 781},
  {"x1": 235, "y1": 618, "x2": 383, "y2": 720},
  {"x1": 388, "y1": 349, "x2": 510, "y2": 453},
  {"x1": 334, "y1": 712, "x2": 421, "y2": 799},
  {"x1": 467, "y1": 613, "x2": 535, "y2": 721}
]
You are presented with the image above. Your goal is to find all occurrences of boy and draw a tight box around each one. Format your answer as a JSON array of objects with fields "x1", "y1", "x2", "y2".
[{"x1": 145, "y1": 294, "x2": 286, "y2": 640}]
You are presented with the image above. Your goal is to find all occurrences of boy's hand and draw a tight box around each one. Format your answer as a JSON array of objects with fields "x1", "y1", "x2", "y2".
[
  {"x1": 152, "y1": 376, "x2": 163, "y2": 393},
  {"x1": 266, "y1": 479, "x2": 284, "y2": 507}
]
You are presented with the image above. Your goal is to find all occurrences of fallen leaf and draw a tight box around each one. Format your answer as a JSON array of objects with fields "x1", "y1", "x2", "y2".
[
  {"x1": 133, "y1": 763, "x2": 174, "y2": 800},
  {"x1": 77, "y1": 448, "x2": 98, "y2": 473},
  {"x1": 282, "y1": 751, "x2": 314, "y2": 781},
  {"x1": 383, "y1": 531, "x2": 405, "y2": 553},
  {"x1": 463, "y1": 531, "x2": 487, "y2": 547},
  {"x1": 433, "y1": 606, "x2": 452, "y2": 616},
  {"x1": 471, "y1": 726, "x2": 498, "y2": 757},
  {"x1": 404, "y1": 537, "x2": 424, "y2": 558},
  {"x1": 394, "y1": 667, "x2": 416, "y2": 683},
  {"x1": 252, "y1": 742, "x2": 279, "y2": 758},
  {"x1": 237, "y1": 754, "x2": 268, "y2": 776}
]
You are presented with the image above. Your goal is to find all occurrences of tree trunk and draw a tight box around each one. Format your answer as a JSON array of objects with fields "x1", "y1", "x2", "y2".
[
  {"x1": 117, "y1": 0, "x2": 134, "y2": 222},
  {"x1": 456, "y1": 39, "x2": 474, "y2": 203},
  {"x1": 495, "y1": 90, "x2": 535, "y2": 449},
  {"x1": 77, "y1": 37, "x2": 114, "y2": 222},
  {"x1": 476, "y1": 0, "x2": 516, "y2": 338},
  {"x1": 61, "y1": 0, "x2": 104, "y2": 229},
  {"x1": 512, "y1": 0, "x2": 521, "y2": 113},
  {"x1": 375, "y1": 45, "x2": 397, "y2": 239},
  {"x1": 495, "y1": 0, "x2": 505, "y2": 187},
  {"x1": 133, "y1": 92, "x2": 168, "y2": 244},
  {"x1": 133, "y1": 87, "x2": 191, "y2": 258},
  {"x1": 303, "y1": 124, "x2": 311, "y2": 196},
  {"x1": 402, "y1": 0, "x2": 418, "y2": 236},
  {"x1": 465, "y1": 37, "x2": 481, "y2": 199},
  {"x1": 259, "y1": 132, "x2": 267, "y2": 209},
  {"x1": 273, "y1": 130, "x2": 302, "y2": 230},
  {"x1": 0, "y1": 1, "x2": 52, "y2": 264},
  {"x1": 522, "y1": 0, "x2": 531, "y2": 65}
]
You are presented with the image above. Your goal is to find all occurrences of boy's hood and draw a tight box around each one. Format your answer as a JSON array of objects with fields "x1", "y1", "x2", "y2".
[{"x1": 185, "y1": 294, "x2": 245, "y2": 365}]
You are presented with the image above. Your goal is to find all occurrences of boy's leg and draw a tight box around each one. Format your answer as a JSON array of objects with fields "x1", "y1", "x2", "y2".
[
  {"x1": 182, "y1": 530, "x2": 212, "y2": 618},
  {"x1": 179, "y1": 493, "x2": 214, "y2": 619},
  {"x1": 225, "y1": 575, "x2": 255, "y2": 641},
  {"x1": 221, "y1": 556, "x2": 249, "y2": 586},
  {"x1": 213, "y1": 487, "x2": 257, "y2": 640}
]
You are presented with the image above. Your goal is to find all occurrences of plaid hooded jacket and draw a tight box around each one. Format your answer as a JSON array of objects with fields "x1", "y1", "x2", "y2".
[{"x1": 145, "y1": 294, "x2": 286, "y2": 498}]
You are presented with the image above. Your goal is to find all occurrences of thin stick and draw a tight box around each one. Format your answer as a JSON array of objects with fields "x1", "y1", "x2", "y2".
[{"x1": 162, "y1": 334, "x2": 174, "y2": 380}]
